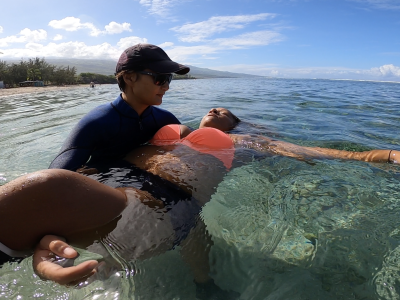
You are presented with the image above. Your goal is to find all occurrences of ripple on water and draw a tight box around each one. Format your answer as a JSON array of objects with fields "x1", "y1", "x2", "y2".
[{"x1": 0, "y1": 79, "x2": 399, "y2": 299}]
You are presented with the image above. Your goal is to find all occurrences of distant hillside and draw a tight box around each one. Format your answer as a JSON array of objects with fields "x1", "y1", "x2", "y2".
[
  {"x1": 46, "y1": 59, "x2": 116, "y2": 76},
  {"x1": 185, "y1": 65, "x2": 259, "y2": 79},
  {"x1": 4, "y1": 58, "x2": 259, "y2": 79}
]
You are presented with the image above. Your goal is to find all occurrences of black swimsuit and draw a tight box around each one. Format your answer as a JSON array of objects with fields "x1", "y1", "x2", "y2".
[
  {"x1": 49, "y1": 94, "x2": 180, "y2": 171},
  {"x1": 90, "y1": 161, "x2": 201, "y2": 244},
  {"x1": 0, "y1": 251, "x2": 23, "y2": 267}
]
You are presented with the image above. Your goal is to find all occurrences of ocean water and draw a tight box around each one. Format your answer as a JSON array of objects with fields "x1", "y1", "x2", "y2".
[{"x1": 0, "y1": 78, "x2": 400, "y2": 299}]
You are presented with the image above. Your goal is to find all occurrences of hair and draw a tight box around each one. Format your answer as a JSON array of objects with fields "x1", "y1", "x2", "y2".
[
  {"x1": 115, "y1": 66, "x2": 146, "y2": 92},
  {"x1": 231, "y1": 112, "x2": 241, "y2": 125},
  {"x1": 227, "y1": 111, "x2": 241, "y2": 130}
]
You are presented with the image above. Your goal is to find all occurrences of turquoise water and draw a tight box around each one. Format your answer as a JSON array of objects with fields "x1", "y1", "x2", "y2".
[{"x1": 1, "y1": 78, "x2": 400, "y2": 299}]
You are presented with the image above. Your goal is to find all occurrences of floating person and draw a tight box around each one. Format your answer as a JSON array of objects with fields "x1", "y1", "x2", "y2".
[
  {"x1": 1, "y1": 107, "x2": 398, "y2": 296},
  {"x1": 141, "y1": 107, "x2": 398, "y2": 169},
  {"x1": 49, "y1": 43, "x2": 189, "y2": 171},
  {"x1": 90, "y1": 82, "x2": 95, "y2": 88}
]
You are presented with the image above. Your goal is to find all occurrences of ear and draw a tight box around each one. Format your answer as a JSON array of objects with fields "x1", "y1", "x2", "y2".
[{"x1": 123, "y1": 73, "x2": 138, "y2": 88}]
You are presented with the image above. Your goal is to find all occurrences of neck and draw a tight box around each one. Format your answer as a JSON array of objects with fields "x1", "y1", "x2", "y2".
[
  {"x1": 198, "y1": 124, "x2": 228, "y2": 132},
  {"x1": 121, "y1": 92, "x2": 149, "y2": 116}
]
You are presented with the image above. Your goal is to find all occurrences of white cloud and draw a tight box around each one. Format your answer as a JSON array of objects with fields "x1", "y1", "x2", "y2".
[
  {"x1": 0, "y1": 26, "x2": 3, "y2": 34},
  {"x1": 25, "y1": 42, "x2": 45, "y2": 52},
  {"x1": 53, "y1": 34, "x2": 63, "y2": 41},
  {"x1": 136, "y1": 0, "x2": 191, "y2": 19},
  {"x1": 171, "y1": 13, "x2": 277, "y2": 42},
  {"x1": 162, "y1": 30, "x2": 283, "y2": 62},
  {"x1": 158, "y1": 42, "x2": 174, "y2": 49},
  {"x1": 349, "y1": 0, "x2": 400, "y2": 10},
  {"x1": 49, "y1": 17, "x2": 100, "y2": 36},
  {"x1": 49, "y1": 17, "x2": 90, "y2": 32},
  {"x1": 0, "y1": 28, "x2": 47, "y2": 47},
  {"x1": 116, "y1": 36, "x2": 148, "y2": 51},
  {"x1": 369, "y1": 64, "x2": 400, "y2": 77},
  {"x1": 104, "y1": 22, "x2": 132, "y2": 34},
  {"x1": 49, "y1": 17, "x2": 131, "y2": 36},
  {"x1": 20, "y1": 28, "x2": 47, "y2": 41},
  {"x1": 214, "y1": 30, "x2": 284, "y2": 48}
]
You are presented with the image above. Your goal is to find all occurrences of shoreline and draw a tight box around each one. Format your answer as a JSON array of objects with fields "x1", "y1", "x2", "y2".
[{"x1": 0, "y1": 85, "x2": 89, "y2": 97}]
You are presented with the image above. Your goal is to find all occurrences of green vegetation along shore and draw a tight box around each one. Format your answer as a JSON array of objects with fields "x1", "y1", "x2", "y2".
[
  {"x1": 0, "y1": 57, "x2": 118, "y2": 88},
  {"x1": 0, "y1": 57, "x2": 199, "y2": 88}
]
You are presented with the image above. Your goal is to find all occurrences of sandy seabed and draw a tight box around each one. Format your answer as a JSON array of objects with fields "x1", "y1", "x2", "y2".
[{"x1": 0, "y1": 85, "x2": 88, "y2": 97}]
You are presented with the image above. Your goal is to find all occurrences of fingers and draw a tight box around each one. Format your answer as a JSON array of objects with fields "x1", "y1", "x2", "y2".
[
  {"x1": 76, "y1": 167, "x2": 99, "y2": 175},
  {"x1": 33, "y1": 254, "x2": 98, "y2": 285},
  {"x1": 38, "y1": 235, "x2": 77, "y2": 259},
  {"x1": 33, "y1": 235, "x2": 99, "y2": 285},
  {"x1": 123, "y1": 188, "x2": 165, "y2": 209}
]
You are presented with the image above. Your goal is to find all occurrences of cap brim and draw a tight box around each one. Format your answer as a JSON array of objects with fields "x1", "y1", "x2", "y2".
[{"x1": 146, "y1": 60, "x2": 190, "y2": 75}]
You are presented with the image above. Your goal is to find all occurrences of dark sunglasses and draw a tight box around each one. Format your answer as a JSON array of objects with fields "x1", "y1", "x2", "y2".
[{"x1": 137, "y1": 71, "x2": 173, "y2": 86}]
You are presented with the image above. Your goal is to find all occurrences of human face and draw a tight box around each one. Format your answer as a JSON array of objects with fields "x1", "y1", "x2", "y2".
[
  {"x1": 125, "y1": 69, "x2": 170, "y2": 111},
  {"x1": 199, "y1": 108, "x2": 237, "y2": 132}
]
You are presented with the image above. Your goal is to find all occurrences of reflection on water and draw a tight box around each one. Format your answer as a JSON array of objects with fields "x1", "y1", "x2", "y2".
[
  {"x1": 1, "y1": 79, "x2": 400, "y2": 299},
  {"x1": 204, "y1": 157, "x2": 400, "y2": 299}
]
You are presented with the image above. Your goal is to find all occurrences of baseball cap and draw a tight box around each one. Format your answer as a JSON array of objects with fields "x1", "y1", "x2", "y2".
[{"x1": 115, "y1": 43, "x2": 190, "y2": 75}]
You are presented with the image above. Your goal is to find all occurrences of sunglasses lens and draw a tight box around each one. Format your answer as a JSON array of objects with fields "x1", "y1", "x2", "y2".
[{"x1": 154, "y1": 74, "x2": 172, "y2": 86}]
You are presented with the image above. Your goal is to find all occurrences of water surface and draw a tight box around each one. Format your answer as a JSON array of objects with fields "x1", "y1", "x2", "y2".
[{"x1": 1, "y1": 78, "x2": 400, "y2": 299}]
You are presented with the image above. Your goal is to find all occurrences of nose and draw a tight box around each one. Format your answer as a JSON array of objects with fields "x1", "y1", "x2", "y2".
[
  {"x1": 209, "y1": 108, "x2": 218, "y2": 114},
  {"x1": 161, "y1": 81, "x2": 169, "y2": 91}
]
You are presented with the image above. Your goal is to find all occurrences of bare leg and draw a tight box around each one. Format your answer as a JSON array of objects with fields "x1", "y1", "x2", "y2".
[
  {"x1": 180, "y1": 218, "x2": 213, "y2": 283},
  {"x1": 0, "y1": 169, "x2": 127, "y2": 251},
  {"x1": 180, "y1": 219, "x2": 241, "y2": 299}
]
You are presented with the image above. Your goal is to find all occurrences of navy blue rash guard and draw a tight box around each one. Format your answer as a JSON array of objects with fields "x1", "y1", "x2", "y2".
[{"x1": 49, "y1": 94, "x2": 180, "y2": 171}]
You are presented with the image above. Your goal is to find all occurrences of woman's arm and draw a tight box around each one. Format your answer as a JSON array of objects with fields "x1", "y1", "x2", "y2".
[
  {"x1": 229, "y1": 133, "x2": 399, "y2": 164},
  {"x1": 303, "y1": 147, "x2": 397, "y2": 163}
]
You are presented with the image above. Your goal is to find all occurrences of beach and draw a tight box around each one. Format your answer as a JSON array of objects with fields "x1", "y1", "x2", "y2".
[{"x1": 0, "y1": 85, "x2": 88, "y2": 97}]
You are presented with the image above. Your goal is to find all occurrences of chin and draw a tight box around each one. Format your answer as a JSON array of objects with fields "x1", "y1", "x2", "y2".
[
  {"x1": 152, "y1": 99, "x2": 162, "y2": 106},
  {"x1": 202, "y1": 116, "x2": 216, "y2": 125}
]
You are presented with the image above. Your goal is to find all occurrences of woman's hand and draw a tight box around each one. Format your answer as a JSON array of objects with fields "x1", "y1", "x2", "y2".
[
  {"x1": 76, "y1": 166, "x2": 99, "y2": 175},
  {"x1": 118, "y1": 187, "x2": 165, "y2": 210},
  {"x1": 33, "y1": 235, "x2": 99, "y2": 285}
]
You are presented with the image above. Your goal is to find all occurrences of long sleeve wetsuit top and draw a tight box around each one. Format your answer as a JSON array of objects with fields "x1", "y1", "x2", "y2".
[{"x1": 49, "y1": 94, "x2": 180, "y2": 171}]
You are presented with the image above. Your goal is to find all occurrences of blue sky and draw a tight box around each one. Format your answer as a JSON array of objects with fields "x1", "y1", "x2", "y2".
[{"x1": 0, "y1": 0, "x2": 399, "y2": 81}]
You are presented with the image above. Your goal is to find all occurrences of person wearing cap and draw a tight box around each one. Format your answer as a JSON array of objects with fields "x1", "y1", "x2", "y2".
[
  {"x1": 49, "y1": 43, "x2": 190, "y2": 171},
  {"x1": 31, "y1": 44, "x2": 191, "y2": 287}
]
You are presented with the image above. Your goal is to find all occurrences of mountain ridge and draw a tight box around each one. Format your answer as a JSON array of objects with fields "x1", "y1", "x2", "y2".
[{"x1": 4, "y1": 58, "x2": 260, "y2": 79}]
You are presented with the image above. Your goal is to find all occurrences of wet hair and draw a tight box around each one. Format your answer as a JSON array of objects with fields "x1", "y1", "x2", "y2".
[
  {"x1": 115, "y1": 66, "x2": 146, "y2": 92},
  {"x1": 231, "y1": 112, "x2": 241, "y2": 125},
  {"x1": 226, "y1": 111, "x2": 241, "y2": 130}
]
